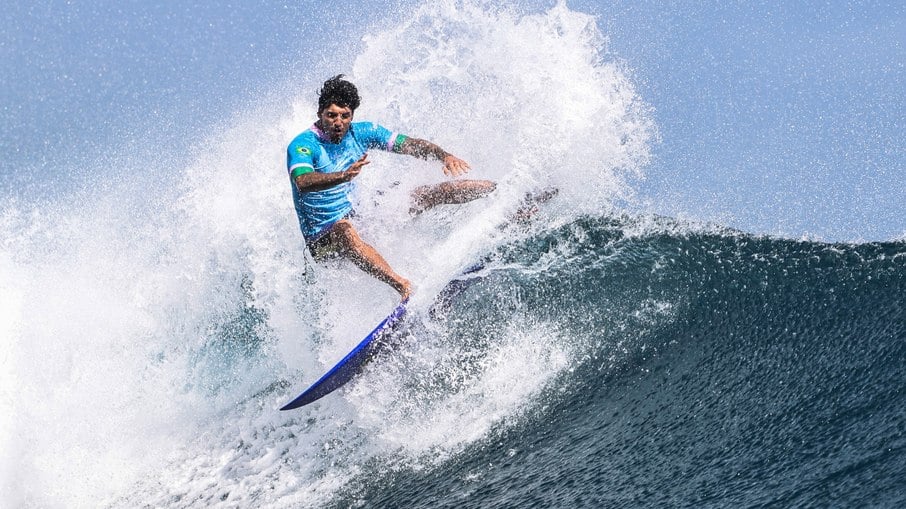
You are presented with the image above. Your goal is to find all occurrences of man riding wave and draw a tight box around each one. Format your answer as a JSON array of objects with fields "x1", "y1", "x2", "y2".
[{"x1": 287, "y1": 75, "x2": 495, "y2": 301}]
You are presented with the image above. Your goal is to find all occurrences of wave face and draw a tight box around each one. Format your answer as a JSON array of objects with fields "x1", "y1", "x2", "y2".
[
  {"x1": 2, "y1": 1, "x2": 903, "y2": 508},
  {"x1": 334, "y1": 217, "x2": 906, "y2": 508}
]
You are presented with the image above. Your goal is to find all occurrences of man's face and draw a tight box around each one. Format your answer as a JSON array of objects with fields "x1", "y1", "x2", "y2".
[{"x1": 317, "y1": 103, "x2": 353, "y2": 143}]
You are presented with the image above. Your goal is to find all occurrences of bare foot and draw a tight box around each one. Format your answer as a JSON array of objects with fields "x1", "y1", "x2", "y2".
[{"x1": 394, "y1": 278, "x2": 412, "y2": 301}]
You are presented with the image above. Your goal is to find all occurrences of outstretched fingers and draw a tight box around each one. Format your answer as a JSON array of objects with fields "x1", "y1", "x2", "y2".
[{"x1": 442, "y1": 154, "x2": 471, "y2": 177}]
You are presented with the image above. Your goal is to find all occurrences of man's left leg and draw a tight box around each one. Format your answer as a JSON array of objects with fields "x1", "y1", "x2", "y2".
[{"x1": 410, "y1": 180, "x2": 496, "y2": 215}]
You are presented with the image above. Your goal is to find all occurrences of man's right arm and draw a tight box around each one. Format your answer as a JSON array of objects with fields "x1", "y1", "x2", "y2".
[
  {"x1": 295, "y1": 170, "x2": 354, "y2": 192},
  {"x1": 294, "y1": 153, "x2": 370, "y2": 192}
]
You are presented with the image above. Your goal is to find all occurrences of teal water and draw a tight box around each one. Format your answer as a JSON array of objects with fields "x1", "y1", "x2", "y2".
[
  {"x1": 332, "y1": 216, "x2": 906, "y2": 507},
  {"x1": 3, "y1": 2, "x2": 903, "y2": 507}
]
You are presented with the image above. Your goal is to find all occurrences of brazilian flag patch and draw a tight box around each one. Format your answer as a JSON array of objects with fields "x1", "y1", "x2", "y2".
[{"x1": 296, "y1": 146, "x2": 312, "y2": 156}]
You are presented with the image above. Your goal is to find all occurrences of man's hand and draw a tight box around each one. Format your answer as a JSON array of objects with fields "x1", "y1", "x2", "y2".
[
  {"x1": 344, "y1": 153, "x2": 370, "y2": 181},
  {"x1": 442, "y1": 154, "x2": 471, "y2": 177}
]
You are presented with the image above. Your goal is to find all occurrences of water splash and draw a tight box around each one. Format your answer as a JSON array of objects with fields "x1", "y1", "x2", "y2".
[{"x1": 1, "y1": 2, "x2": 652, "y2": 507}]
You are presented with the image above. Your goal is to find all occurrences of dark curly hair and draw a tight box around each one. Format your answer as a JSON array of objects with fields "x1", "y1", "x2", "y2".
[{"x1": 317, "y1": 74, "x2": 361, "y2": 114}]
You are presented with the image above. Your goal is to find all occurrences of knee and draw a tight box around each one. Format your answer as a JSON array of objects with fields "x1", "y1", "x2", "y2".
[
  {"x1": 411, "y1": 184, "x2": 435, "y2": 198},
  {"x1": 329, "y1": 220, "x2": 360, "y2": 246}
]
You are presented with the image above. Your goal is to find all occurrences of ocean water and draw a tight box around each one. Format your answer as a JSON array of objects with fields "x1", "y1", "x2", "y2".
[{"x1": 2, "y1": 2, "x2": 904, "y2": 508}]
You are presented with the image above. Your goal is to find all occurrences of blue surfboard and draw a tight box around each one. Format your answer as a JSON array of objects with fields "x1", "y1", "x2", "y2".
[{"x1": 280, "y1": 299, "x2": 409, "y2": 410}]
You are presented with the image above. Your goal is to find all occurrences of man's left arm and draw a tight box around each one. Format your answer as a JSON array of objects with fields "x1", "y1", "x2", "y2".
[{"x1": 398, "y1": 137, "x2": 471, "y2": 177}]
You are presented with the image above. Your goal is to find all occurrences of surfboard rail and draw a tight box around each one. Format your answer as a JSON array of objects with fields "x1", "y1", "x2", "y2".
[{"x1": 280, "y1": 299, "x2": 408, "y2": 410}]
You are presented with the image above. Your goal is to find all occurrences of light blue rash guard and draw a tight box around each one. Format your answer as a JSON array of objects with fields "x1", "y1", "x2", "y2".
[{"x1": 287, "y1": 122, "x2": 408, "y2": 241}]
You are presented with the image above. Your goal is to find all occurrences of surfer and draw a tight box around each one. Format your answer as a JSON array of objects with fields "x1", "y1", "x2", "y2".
[{"x1": 287, "y1": 75, "x2": 496, "y2": 301}]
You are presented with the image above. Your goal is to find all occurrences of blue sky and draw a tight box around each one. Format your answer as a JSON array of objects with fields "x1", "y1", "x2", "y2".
[
  {"x1": 586, "y1": 0, "x2": 904, "y2": 240},
  {"x1": 2, "y1": 0, "x2": 903, "y2": 240}
]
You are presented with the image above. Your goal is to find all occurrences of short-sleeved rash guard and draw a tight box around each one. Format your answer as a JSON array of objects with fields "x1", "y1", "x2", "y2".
[{"x1": 287, "y1": 122, "x2": 407, "y2": 241}]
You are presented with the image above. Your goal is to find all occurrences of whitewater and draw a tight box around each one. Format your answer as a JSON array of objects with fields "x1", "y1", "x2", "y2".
[{"x1": 2, "y1": 2, "x2": 904, "y2": 508}]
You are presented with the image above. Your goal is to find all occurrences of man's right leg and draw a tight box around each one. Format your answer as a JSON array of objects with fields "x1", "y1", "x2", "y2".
[{"x1": 324, "y1": 219, "x2": 411, "y2": 300}]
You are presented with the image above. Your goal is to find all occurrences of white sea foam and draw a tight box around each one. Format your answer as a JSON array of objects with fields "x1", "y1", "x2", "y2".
[{"x1": 1, "y1": 1, "x2": 652, "y2": 507}]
